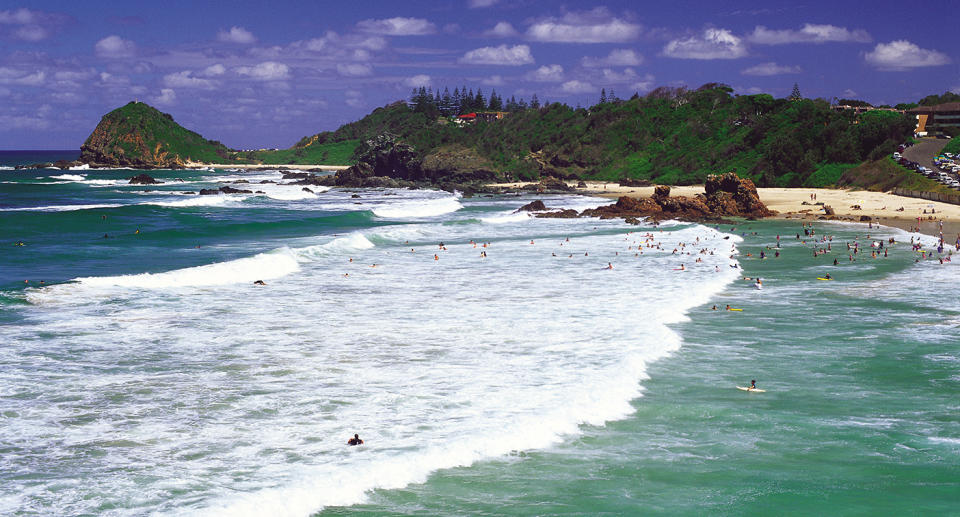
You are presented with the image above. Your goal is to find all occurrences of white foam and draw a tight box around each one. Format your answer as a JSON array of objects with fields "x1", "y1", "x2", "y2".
[
  {"x1": 70, "y1": 248, "x2": 300, "y2": 289},
  {"x1": 480, "y1": 211, "x2": 533, "y2": 224},
  {"x1": 49, "y1": 174, "x2": 86, "y2": 181},
  {"x1": 295, "y1": 233, "x2": 375, "y2": 260},
  {"x1": 0, "y1": 203, "x2": 124, "y2": 212},
  {"x1": 145, "y1": 196, "x2": 246, "y2": 208},
  {"x1": 372, "y1": 195, "x2": 463, "y2": 218},
  {"x1": 68, "y1": 163, "x2": 91, "y2": 170}
]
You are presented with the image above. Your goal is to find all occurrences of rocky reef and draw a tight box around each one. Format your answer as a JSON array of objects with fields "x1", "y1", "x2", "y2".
[{"x1": 538, "y1": 172, "x2": 773, "y2": 223}]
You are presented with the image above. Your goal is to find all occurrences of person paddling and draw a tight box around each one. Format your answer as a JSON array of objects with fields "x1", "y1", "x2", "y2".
[
  {"x1": 750, "y1": 379, "x2": 757, "y2": 390},
  {"x1": 347, "y1": 433, "x2": 363, "y2": 446}
]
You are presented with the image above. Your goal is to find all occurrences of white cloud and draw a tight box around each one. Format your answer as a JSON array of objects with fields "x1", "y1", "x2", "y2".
[
  {"x1": 236, "y1": 61, "x2": 291, "y2": 80},
  {"x1": 163, "y1": 70, "x2": 217, "y2": 89},
  {"x1": 663, "y1": 28, "x2": 747, "y2": 59},
  {"x1": 337, "y1": 63, "x2": 373, "y2": 77},
  {"x1": 0, "y1": 67, "x2": 45, "y2": 86},
  {"x1": 13, "y1": 25, "x2": 49, "y2": 41},
  {"x1": 345, "y1": 90, "x2": 364, "y2": 108},
  {"x1": 95, "y1": 35, "x2": 136, "y2": 58},
  {"x1": 0, "y1": 8, "x2": 68, "y2": 41},
  {"x1": 526, "y1": 64, "x2": 564, "y2": 82},
  {"x1": 153, "y1": 88, "x2": 176, "y2": 106},
  {"x1": 460, "y1": 44, "x2": 534, "y2": 65},
  {"x1": 527, "y1": 8, "x2": 641, "y2": 43},
  {"x1": 217, "y1": 26, "x2": 256, "y2": 44},
  {"x1": 404, "y1": 74, "x2": 431, "y2": 87},
  {"x1": 864, "y1": 40, "x2": 951, "y2": 71},
  {"x1": 748, "y1": 24, "x2": 871, "y2": 45},
  {"x1": 599, "y1": 68, "x2": 639, "y2": 83},
  {"x1": 841, "y1": 89, "x2": 858, "y2": 98},
  {"x1": 202, "y1": 64, "x2": 226, "y2": 76},
  {"x1": 485, "y1": 21, "x2": 519, "y2": 38},
  {"x1": 0, "y1": 114, "x2": 50, "y2": 130},
  {"x1": 357, "y1": 17, "x2": 436, "y2": 36},
  {"x1": 482, "y1": 75, "x2": 505, "y2": 86},
  {"x1": 631, "y1": 74, "x2": 656, "y2": 92},
  {"x1": 741, "y1": 62, "x2": 801, "y2": 76},
  {"x1": 561, "y1": 80, "x2": 596, "y2": 94},
  {"x1": 582, "y1": 48, "x2": 643, "y2": 67},
  {"x1": 469, "y1": 0, "x2": 499, "y2": 7}
]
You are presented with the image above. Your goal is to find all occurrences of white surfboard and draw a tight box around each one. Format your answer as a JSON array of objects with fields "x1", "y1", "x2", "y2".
[{"x1": 737, "y1": 386, "x2": 766, "y2": 393}]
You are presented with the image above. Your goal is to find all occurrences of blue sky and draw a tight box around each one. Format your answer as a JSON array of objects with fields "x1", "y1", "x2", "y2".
[{"x1": 1, "y1": 0, "x2": 958, "y2": 149}]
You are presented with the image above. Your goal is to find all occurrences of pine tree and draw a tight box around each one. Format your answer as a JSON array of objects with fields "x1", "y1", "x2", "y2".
[
  {"x1": 599, "y1": 88, "x2": 607, "y2": 104},
  {"x1": 608, "y1": 89, "x2": 617, "y2": 102},
  {"x1": 530, "y1": 93, "x2": 540, "y2": 110},
  {"x1": 475, "y1": 88, "x2": 485, "y2": 111},
  {"x1": 790, "y1": 83, "x2": 802, "y2": 101}
]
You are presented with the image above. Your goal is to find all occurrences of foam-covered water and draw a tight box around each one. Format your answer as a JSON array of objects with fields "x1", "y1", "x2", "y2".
[{"x1": 3, "y1": 163, "x2": 958, "y2": 516}]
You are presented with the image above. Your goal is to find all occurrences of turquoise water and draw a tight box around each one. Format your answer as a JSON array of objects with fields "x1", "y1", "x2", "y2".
[{"x1": 1, "y1": 160, "x2": 958, "y2": 515}]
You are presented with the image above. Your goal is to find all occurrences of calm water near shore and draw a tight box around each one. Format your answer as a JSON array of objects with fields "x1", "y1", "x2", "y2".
[{"x1": 1, "y1": 157, "x2": 958, "y2": 515}]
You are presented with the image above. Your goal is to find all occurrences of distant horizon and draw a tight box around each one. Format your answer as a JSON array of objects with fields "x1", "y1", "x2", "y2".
[{"x1": 1, "y1": 0, "x2": 957, "y2": 149}]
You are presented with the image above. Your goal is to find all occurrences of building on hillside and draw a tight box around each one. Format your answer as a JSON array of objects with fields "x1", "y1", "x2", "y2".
[
  {"x1": 455, "y1": 111, "x2": 509, "y2": 123},
  {"x1": 908, "y1": 103, "x2": 960, "y2": 136},
  {"x1": 831, "y1": 104, "x2": 903, "y2": 115}
]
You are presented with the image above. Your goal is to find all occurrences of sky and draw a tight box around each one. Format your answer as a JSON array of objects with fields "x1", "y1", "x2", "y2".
[{"x1": 1, "y1": 0, "x2": 958, "y2": 149}]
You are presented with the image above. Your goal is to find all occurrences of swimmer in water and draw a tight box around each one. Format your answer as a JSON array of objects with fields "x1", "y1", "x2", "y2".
[
  {"x1": 253, "y1": 280, "x2": 266, "y2": 285},
  {"x1": 605, "y1": 262, "x2": 613, "y2": 269},
  {"x1": 347, "y1": 434, "x2": 363, "y2": 446}
]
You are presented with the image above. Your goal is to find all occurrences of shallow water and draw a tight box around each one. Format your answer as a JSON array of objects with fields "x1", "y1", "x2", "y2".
[{"x1": 1, "y1": 160, "x2": 958, "y2": 515}]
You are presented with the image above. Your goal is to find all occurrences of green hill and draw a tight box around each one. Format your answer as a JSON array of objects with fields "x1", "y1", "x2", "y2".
[
  {"x1": 80, "y1": 102, "x2": 234, "y2": 168},
  {"x1": 288, "y1": 85, "x2": 915, "y2": 187}
]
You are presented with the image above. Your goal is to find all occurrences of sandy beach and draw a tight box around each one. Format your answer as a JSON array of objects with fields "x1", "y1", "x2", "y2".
[{"x1": 490, "y1": 181, "x2": 960, "y2": 238}]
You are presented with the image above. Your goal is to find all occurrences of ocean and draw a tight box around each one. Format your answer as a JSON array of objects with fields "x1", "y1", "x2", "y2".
[{"x1": 1, "y1": 151, "x2": 958, "y2": 516}]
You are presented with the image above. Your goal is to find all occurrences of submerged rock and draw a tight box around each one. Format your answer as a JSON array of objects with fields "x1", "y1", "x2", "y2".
[{"x1": 129, "y1": 173, "x2": 161, "y2": 184}]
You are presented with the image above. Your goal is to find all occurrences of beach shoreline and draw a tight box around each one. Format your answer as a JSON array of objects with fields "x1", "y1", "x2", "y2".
[{"x1": 488, "y1": 181, "x2": 960, "y2": 239}]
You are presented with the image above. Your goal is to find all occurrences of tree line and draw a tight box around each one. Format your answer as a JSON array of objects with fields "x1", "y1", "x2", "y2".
[{"x1": 409, "y1": 86, "x2": 541, "y2": 116}]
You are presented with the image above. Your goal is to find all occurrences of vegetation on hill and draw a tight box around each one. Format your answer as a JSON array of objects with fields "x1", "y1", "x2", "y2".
[
  {"x1": 80, "y1": 102, "x2": 233, "y2": 167},
  {"x1": 292, "y1": 84, "x2": 915, "y2": 187},
  {"x1": 838, "y1": 157, "x2": 957, "y2": 194}
]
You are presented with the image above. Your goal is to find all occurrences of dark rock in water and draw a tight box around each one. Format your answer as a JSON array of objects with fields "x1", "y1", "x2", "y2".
[
  {"x1": 578, "y1": 172, "x2": 772, "y2": 223},
  {"x1": 619, "y1": 178, "x2": 651, "y2": 187},
  {"x1": 199, "y1": 188, "x2": 220, "y2": 195},
  {"x1": 361, "y1": 176, "x2": 400, "y2": 188},
  {"x1": 302, "y1": 187, "x2": 314, "y2": 193},
  {"x1": 859, "y1": 215, "x2": 872, "y2": 221},
  {"x1": 536, "y1": 209, "x2": 578, "y2": 219},
  {"x1": 234, "y1": 179, "x2": 249, "y2": 183},
  {"x1": 351, "y1": 194, "x2": 361, "y2": 198},
  {"x1": 292, "y1": 175, "x2": 336, "y2": 186},
  {"x1": 259, "y1": 180, "x2": 277, "y2": 184},
  {"x1": 255, "y1": 190, "x2": 265, "y2": 194},
  {"x1": 282, "y1": 172, "x2": 309, "y2": 180},
  {"x1": 219, "y1": 185, "x2": 252, "y2": 194},
  {"x1": 182, "y1": 191, "x2": 195, "y2": 194},
  {"x1": 333, "y1": 164, "x2": 372, "y2": 187},
  {"x1": 53, "y1": 160, "x2": 82, "y2": 170},
  {"x1": 129, "y1": 173, "x2": 162, "y2": 184},
  {"x1": 517, "y1": 200, "x2": 547, "y2": 212},
  {"x1": 577, "y1": 180, "x2": 587, "y2": 188}
]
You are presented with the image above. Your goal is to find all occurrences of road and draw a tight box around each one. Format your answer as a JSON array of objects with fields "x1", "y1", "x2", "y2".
[{"x1": 902, "y1": 137, "x2": 949, "y2": 166}]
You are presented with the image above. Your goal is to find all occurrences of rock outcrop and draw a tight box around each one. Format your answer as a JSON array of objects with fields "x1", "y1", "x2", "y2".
[
  {"x1": 516, "y1": 200, "x2": 547, "y2": 212},
  {"x1": 129, "y1": 173, "x2": 161, "y2": 184},
  {"x1": 552, "y1": 172, "x2": 773, "y2": 223},
  {"x1": 420, "y1": 144, "x2": 499, "y2": 183},
  {"x1": 80, "y1": 102, "x2": 231, "y2": 168}
]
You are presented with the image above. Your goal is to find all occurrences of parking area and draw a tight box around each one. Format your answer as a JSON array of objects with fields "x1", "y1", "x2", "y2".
[{"x1": 895, "y1": 137, "x2": 959, "y2": 190}]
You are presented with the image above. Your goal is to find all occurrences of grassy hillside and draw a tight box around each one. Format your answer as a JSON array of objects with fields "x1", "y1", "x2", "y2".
[
  {"x1": 838, "y1": 157, "x2": 957, "y2": 194},
  {"x1": 292, "y1": 85, "x2": 915, "y2": 187},
  {"x1": 249, "y1": 140, "x2": 359, "y2": 165},
  {"x1": 80, "y1": 102, "x2": 233, "y2": 167}
]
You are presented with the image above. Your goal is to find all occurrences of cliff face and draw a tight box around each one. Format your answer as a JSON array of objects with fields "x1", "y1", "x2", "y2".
[{"x1": 80, "y1": 102, "x2": 232, "y2": 168}]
